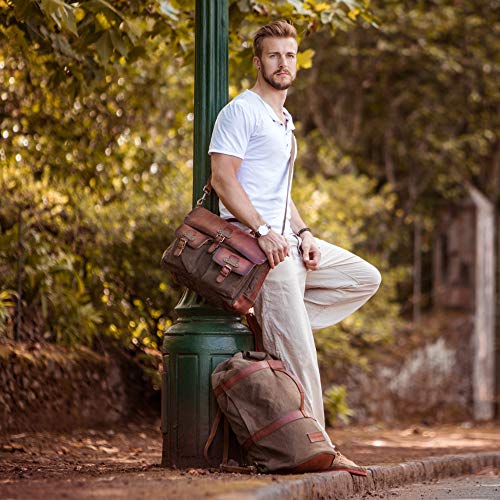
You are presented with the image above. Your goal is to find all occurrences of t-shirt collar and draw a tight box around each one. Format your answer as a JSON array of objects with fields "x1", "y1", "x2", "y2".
[{"x1": 246, "y1": 89, "x2": 295, "y2": 132}]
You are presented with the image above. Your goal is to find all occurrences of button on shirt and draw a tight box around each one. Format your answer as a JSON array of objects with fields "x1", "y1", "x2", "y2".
[{"x1": 208, "y1": 89, "x2": 296, "y2": 236}]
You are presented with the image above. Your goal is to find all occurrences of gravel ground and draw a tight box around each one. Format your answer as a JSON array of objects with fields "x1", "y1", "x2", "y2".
[{"x1": 1, "y1": 420, "x2": 499, "y2": 499}]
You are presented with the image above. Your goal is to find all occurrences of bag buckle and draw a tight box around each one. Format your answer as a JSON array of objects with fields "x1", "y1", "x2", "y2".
[
  {"x1": 216, "y1": 256, "x2": 239, "y2": 283},
  {"x1": 208, "y1": 229, "x2": 232, "y2": 253},
  {"x1": 174, "y1": 238, "x2": 187, "y2": 256},
  {"x1": 173, "y1": 231, "x2": 196, "y2": 257}
]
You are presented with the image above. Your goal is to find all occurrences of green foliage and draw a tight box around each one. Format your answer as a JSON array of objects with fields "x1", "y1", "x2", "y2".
[
  {"x1": 323, "y1": 385, "x2": 353, "y2": 425},
  {"x1": 1, "y1": 0, "x2": 374, "y2": 92},
  {"x1": 1, "y1": 0, "x2": 496, "y2": 390},
  {"x1": 0, "y1": 30, "x2": 193, "y2": 348},
  {"x1": 293, "y1": 171, "x2": 405, "y2": 371},
  {"x1": 290, "y1": 0, "x2": 499, "y2": 283}
]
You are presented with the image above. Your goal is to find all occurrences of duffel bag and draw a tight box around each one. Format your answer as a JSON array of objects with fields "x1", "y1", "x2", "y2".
[{"x1": 205, "y1": 351, "x2": 357, "y2": 474}]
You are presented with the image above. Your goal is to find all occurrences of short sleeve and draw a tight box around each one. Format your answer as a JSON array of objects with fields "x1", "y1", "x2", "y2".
[{"x1": 208, "y1": 99, "x2": 255, "y2": 159}]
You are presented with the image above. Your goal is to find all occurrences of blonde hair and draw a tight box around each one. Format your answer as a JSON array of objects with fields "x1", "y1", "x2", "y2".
[{"x1": 253, "y1": 20, "x2": 297, "y2": 57}]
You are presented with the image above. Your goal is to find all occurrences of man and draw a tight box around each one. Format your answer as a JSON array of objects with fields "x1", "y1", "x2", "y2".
[{"x1": 209, "y1": 20, "x2": 381, "y2": 474}]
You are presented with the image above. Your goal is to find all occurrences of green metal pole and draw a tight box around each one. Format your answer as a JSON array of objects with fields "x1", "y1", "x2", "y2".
[
  {"x1": 161, "y1": 0, "x2": 253, "y2": 468},
  {"x1": 192, "y1": 0, "x2": 228, "y2": 212}
]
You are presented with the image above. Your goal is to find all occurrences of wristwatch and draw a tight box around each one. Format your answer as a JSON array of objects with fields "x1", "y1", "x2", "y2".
[{"x1": 255, "y1": 223, "x2": 271, "y2": 238}]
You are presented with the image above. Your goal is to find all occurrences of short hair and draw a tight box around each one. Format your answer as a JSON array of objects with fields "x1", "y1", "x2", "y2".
[{"x1": 253, "y1": 20, "x2": 297, "y2": 58}]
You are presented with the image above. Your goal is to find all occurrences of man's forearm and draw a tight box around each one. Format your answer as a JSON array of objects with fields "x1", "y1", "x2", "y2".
[{"x1": 290, "y1": 200, "x2": 308, "y2": 234}]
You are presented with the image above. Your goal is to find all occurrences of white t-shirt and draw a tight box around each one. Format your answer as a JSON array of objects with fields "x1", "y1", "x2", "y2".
[{"x1": 208, "y1": 89, "x2": 296, "y2": 236}]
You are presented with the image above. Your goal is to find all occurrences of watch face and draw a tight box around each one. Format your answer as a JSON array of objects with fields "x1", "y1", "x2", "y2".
[{"x1": 258, "y1": 224, "x2": 270, "y2": 236}]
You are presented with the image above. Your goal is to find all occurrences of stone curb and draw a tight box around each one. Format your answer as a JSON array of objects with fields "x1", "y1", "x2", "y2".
[{"x1": 218, "y1": 452, "x2": 500, "y2": 499}]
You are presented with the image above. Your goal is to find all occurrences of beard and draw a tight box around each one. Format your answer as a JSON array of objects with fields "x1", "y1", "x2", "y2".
[{"x1": 260, "y1": 62, "x2": 295, "y2": 90}]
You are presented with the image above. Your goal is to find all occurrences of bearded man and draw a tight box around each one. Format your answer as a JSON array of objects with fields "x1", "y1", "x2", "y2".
[{"x1": 208, "y1": 20, "x2": 381, "y2": 474}]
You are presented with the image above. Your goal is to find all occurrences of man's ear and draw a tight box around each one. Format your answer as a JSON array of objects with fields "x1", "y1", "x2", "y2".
[{"x1": 252, "y1": 56, "x2": 261, "y2": 71}]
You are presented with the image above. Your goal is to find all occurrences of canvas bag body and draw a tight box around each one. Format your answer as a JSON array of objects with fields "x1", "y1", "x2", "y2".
[{"x1": 211, "y1": 351, "x2": 336, "y2": 473}]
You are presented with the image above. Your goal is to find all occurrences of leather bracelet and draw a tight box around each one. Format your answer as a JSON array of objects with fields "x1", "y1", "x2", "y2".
[{"x1": 297, "y1": 227, "x2": 312, "y2": 237}]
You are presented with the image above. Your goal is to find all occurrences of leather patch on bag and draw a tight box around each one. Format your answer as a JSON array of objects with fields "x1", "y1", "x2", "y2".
[
  {"x1": 174, "y1": 224, "x2": 210, "y2": 249},
  {"x1": 307, "y1": 431, "x2": 326, "y2": 443},
  {"x1": 212, "y1": 248, "x2": 254, "y2": 276}
]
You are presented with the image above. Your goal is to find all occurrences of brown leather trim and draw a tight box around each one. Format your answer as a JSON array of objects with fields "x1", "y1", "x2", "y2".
[
  {"x1": 246, "y1": 313, "x2": 264, "y2": 352},
  {"x1": 184, "y1": 207, "x2": 267, "y2": 264},
  {"x1": 281, "y1": 452, "x2": 336, "y2": 474},
  {"x1": 203, "y1": 408, "x2": 223, "y2": 464},
  {"x1": 267, "y1": 359, "x2": 284, "y2": 370},
  {"x1": 307, "y1": 431, "x2": 326, "y2": 443},
  {"x1": 214, "y1": 360, "x2": 269, "y2": 397},
  {"x1": 214, "y1": 359, "x2": 285, "y2": 397},
  {"x1": 242, "y1": 410, "x2": 304, "y2": 450}
]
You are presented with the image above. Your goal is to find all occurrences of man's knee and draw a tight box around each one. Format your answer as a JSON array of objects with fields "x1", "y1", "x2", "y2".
[{"x1": 365, "y1": 263, "x2": 382, "y2": 292}]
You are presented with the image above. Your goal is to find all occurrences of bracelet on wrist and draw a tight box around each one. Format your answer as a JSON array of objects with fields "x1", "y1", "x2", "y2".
[{"x1": 297, "y1": 227, "x2": 312, "y2": 238}]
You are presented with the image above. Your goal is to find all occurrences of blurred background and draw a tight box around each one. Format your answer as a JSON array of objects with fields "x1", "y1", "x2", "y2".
[{"x1": 0, "y1": 0, "x2": 498, "y2": 434}]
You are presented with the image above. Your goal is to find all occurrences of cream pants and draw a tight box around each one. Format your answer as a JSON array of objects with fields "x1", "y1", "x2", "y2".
[{"x1": 253, "y1": 236, "x2": 382, "y2": 431}]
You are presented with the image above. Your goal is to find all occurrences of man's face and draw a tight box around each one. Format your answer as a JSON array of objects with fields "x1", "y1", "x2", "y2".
[{"x1": 254, "y1": 37, "x2": 298, "y2": 90}]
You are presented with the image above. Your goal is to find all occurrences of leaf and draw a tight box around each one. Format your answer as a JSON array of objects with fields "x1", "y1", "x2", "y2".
[
  {"x1": 347, "y1": 7, "x2": 361, "y2": 21},
  {"x1": 314, "y1": 2, "x2": 332, "y2": 12},
  {"x1": 92, "y1": 0, "x2": 124, "y2": 19},
  {"x1": 297, "y1": 48, "x2": 315, "y2": 69},
  {"x1": 40, "y1": 0, "x2": 78, "y2": 36},
  {"x1": 158, "y1": 1, "x2": 180, "y2": 21},
  {"x1": 109, "y1": 29, "x2": 128, "y2": 57},
  {"x1": 95, "y1": 31, "x2": 113, "y2": 64},
  {"x1": 320, "y1": 9, "x2": 335, "y2": 24},
  {"x1": 287, "y1": 0, "x2": 313, "y2": 16},
  {"x1": 123, "y1": 19, "x2": 144, "y2": 44}
]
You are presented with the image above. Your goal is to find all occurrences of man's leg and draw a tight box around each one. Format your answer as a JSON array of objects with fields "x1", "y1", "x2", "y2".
[
  {"x1": 252, "y1": 244, "x2": 327, "y2": 427},
  {"x1": 254, "y1": 237, "x2": 381, "y2": 426},
  {"x1": 305, "y1": 239, "x2": 382, "y2": 331}
]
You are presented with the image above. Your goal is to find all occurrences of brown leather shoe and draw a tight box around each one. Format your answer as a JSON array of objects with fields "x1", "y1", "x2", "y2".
[{"x1": 328, "y1": 451, "x2": 367, "y2": 476}]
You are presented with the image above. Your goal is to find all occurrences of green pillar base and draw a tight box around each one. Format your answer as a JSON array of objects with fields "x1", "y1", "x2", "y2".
[{"x1": 161, "y1": 290, "x2": 253, "y2": 468}]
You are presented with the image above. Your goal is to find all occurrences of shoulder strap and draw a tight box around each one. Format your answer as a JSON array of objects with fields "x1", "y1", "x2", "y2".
[{"x1": 281, "y1": 133, "x2": 295, "y2": 236}]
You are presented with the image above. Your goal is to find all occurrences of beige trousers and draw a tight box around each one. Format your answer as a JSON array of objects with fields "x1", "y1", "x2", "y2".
[{"x1": 253, "y1": 236, "x2": 381, "y2": 432}]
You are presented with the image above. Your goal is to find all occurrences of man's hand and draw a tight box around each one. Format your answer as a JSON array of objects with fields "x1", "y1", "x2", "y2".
[
  {"x1": 258, "y1": 230, "x2": 289, "y2": 269},
  {"x1": 300, "y1": 232, "x2": 321, "y2": 270}
]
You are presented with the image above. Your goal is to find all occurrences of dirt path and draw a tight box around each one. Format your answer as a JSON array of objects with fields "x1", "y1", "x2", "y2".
[{"x1": 1, "y1": 421, "x2": 499, "y2": 499}]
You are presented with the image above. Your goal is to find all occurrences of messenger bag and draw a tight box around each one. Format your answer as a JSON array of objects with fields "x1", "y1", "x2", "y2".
[{"x1": 160, "y1": 136, "x2": 295, "y2": 314}]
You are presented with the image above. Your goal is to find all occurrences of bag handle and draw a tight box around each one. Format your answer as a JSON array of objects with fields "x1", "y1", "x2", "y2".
[
  {"x1": 203, "y1": 408, "x2": 257, "y2": 474},
  {"x1": 197, "y1": 133, "x2": 296, "y2": 237},
  {"x1": 203, "y1": 408, "x2": 223, "y2": 464}
]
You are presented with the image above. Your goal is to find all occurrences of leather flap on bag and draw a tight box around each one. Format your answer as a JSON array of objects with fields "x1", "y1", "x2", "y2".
[
  {"x1": 175, "y1": 224, "x2": 210, "y2": 249},
  {"x1": 184, "y1": 207, "x2": 267, "y2": 265},
  {"x1": 212, "y1": 248, "x2": 254, "y2": 276},
  {"x1": 307, "y1": 431, "x2": 326, "y2": 443}
]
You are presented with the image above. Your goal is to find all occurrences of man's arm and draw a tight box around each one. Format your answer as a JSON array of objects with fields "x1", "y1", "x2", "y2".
[
  {"x1": 290, "y1": 200, "x2": 321, "y2": 270},
  {"x1": 210, "y1": 152, "x2": 289, "y2": 269}
]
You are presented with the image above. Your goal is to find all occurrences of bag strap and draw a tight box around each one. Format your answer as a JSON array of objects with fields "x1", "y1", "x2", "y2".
[
  {"x1": 203, "y1": 408, "x2": 223, "y2": 464},
  {"x1": 242, "y1": 409, "x2": 305, "y2": 451},
  {"x1": 197, "y1": 133, "x2": 296, "y2": 237},
  {"x1": 204, "y1": 407, "x2": 257, "y2": 474},
  {"x1": 281, "y1": 134, "x2": 296, "y2": 235},
  {"x1": 245, "y1": 312, "x2": 264, "y2": 352}
]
